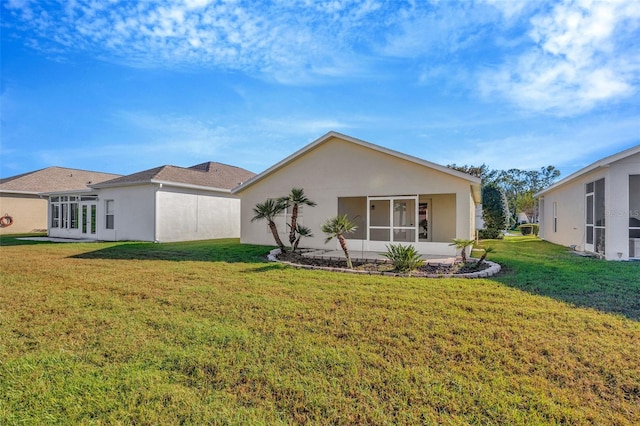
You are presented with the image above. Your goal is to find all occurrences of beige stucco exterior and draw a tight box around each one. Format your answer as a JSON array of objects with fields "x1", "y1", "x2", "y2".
[
  {"x1": 536, "y1": 147, "x2": 640, "y2": 261},
  {"x1": 234, "y1": 133, "x2": 480, "y2": 255},
  {"x1": 0, "y1": 193, "x2": 48, "y2": 234}
]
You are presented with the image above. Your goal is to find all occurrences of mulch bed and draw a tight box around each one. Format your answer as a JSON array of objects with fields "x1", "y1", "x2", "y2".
[{"x1": 277, "y1": 251, "x2": 491, "y2": 277}]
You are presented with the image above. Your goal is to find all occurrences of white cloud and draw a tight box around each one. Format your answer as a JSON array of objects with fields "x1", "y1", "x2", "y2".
[
  {"x1": 4, "y1": 0, "x2": 639, "y2": 107},
  {"x1": 2, "y1": 0, "x2": 389, "y2": 84},
  {"x1": 480, "y1": 0, "x2": 640, "y2": 116}
]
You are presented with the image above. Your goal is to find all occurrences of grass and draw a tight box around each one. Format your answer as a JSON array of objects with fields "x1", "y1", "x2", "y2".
[
  {"x1": 478, "y1": 236, "x2": 640, "y2": 321},
  {"x1": 1, "y1": 235, "x2": 639, "y2": 424}
]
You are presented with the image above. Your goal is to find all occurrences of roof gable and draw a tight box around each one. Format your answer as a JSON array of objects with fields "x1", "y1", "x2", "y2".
[
  {"x1": 536, "y1": 144, "x2": 640, "y2": 197},
  {"x1": 0, "y1": 167, "x2": 122, "y2": 194},
  {"x1": 232, "y1": 131, "x2": 481, "y2": 200}
]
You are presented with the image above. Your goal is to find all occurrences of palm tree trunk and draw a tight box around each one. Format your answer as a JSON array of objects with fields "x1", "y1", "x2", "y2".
[
  {"x1": 337, "y1": 235, "x2": 353, "y2": 269},
  {"x1": 289, "y1": 204, "x2": 298, "y2": 246},
  {"x1": 268, "y1": 221, "x2": 286, "y2": 251}
]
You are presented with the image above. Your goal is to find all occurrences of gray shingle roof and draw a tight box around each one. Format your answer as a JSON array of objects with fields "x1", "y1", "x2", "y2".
[
  {"x1": 93, "y1": 162, "x2": 255, "y2": 190},
  {"x1": 0, "y1": 167, "x2": 122, "y2": 194}
]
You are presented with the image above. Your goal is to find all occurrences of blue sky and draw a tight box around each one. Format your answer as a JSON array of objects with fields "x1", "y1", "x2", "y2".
[{"x1": 1, "y1": 0, "x2": 639, "y2": 180}]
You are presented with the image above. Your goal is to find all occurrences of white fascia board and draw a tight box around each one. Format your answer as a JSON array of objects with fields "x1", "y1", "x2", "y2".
[
  {"x1": 535, "y1": 144, "x2": 640, "y2": 198},
  {"x1": 41, "y1": 188, "x2": 97, "y2": 197},
  {"x1": 0, "y1": 190, "x2": 41, "y2": 196},
  {"x1": 151, "y1": 180, "x2": 232, "y2": 194},
  {"x1": 92, "y1": 180, "x2": 231, "y2": 194}
]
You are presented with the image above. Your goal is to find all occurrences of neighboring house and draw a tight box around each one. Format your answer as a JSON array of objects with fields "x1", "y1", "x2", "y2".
[
  {"x1": 0, "y1": 167, "x2": 121, "y2": 235},
  {"x1": 47, "y1": 162, "x2": 255, "y2": 242},
  {"x1": 517, "y1": 212, "x2": 530, "y2": 225},
  {"x1": 232, "y1": 131, "x2": 481, "y2": 256},
  {"x1": 535, "y1": 145, "x2": 640, "y2": 260}
]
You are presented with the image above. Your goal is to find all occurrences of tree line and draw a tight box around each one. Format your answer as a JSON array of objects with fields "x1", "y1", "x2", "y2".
[{"x1": 448, "y1": 164, "x2": 561, "y2": 236}]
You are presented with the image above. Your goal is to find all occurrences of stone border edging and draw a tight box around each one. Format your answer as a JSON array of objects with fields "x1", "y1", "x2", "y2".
[{"x1": 268, "y1": 249, "x2": 501, "y2": 279}]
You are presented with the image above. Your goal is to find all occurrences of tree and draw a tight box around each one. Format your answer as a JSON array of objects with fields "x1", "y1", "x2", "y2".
[
  {"x1": 447, "y1": 163, "x2": 491, "y2": 180},
  {"x1": 449, "y1": 164, "x2": 560, "y2": 225},
  {"x1": 251, "y1": 199, "x2": 286, "y2": 251},
  {"x1": 279, "y1": 188, "x2": 317, "y2": 250},
  {"x1": 476, "y1": 246, "x2": 495, "y2": 267},
  {"x1": 321, "y1": 214, "x2": 357, "y2": 269},
  {"x1": 487, "y1": 166, "x2": 560, "y2": 224},
  {"x1": 449, "y1": 239, "x2": 475, "y2": 263},
  {"x1": 482, "y1": 183, "x2": 510, "y2": 237},
  {"x1": 292, "y1": 224, "x2": 313, "y2": 252}
]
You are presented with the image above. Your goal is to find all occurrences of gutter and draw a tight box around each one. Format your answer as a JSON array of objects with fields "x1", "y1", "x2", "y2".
[{"x1": 91, "y1": 179, "x2": 231, "y2": 194}]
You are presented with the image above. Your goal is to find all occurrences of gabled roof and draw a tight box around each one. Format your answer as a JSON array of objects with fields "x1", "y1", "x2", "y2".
[
  {"x1": 0, "y1": 167, "x2": 122, "y2": 195},
  {"x1": 535, "y1": 144, "x2": 640, "y2": 197},
  {"x1": 91, "y1": 162, "x2": 255, "y2": 192},
  {"x1": 231, "y1": 131, "x2": 482, "y2": 201}
]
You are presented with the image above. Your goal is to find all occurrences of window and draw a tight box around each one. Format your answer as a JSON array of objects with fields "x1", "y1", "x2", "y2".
[
  {"x1": 50, "y1": 196, "x2": 81, "y2": 230},
  {"x1": 368, "y1": 196, "x2": 418, "y2": 243},
  {"x1": 51, "y1": 204, "x2": 60, "y2": 228},
  {"x1": 82, "y1": 205, "x2": 88, "y2": 233},
  {"x1": 585, "y1": 178, "x2": 605, "y2": 255},
  {"x1": 630, "y1": 175, "x2": 640, "y2": 259},
  {"x1": 105, "y1": 200, "x2": 115, "y2": 229},
  {"x1": 552, "y1": 202, "x2": 557, "y2": 233},
  {"x1": 90, "y1": 205, "x2": 97, "y2": 234},
  {"x1": 61, "y1": 203, "x2": 69, "y2": 229},
  {"x1": 70, "y1": 202, "x2": 79, "y2": 229}
]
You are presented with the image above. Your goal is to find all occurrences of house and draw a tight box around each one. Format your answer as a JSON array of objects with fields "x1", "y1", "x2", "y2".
[
  {"x1": 232, "y1": 132, "x2": 481, "y2": 256},
  {"x1": 47, "y1": 162, "x2": 255, "y2": 242},
  {"x1": 0, "y1": 167, "x2": 121, "y2": 235},
  {"x1": 535, "y1": 145, "x2": 640, "y2": 260}
]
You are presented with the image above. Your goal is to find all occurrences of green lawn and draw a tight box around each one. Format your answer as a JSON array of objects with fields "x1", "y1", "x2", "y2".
[{"x1": 1, "y1": 236, "x2": 639, "y2": 425}]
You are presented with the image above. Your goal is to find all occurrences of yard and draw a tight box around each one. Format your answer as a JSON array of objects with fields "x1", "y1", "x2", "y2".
[{"x1": 1, "y1": 235, "x2": 639, "y2": 424}]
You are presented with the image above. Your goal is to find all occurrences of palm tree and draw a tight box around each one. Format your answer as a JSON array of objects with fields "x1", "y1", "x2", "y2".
[
  {"x1": 476, "y1": 246, "x2": 495, "y2": 267},
  {"x1": 449, "y1": 238, "x2": 475, "y2": 263},
  {"x1": 321, "y1": 214, "x2": 357, "y2": 269},
  {"x1": 279, "y1": 188, "x2": 317, "y2": 248},
  {"x1": 292, "y1": 224, "x2": 313, "y2": 252},
  {"x1": 251, "y1": 199, "x2": 286, "y2": 251}
]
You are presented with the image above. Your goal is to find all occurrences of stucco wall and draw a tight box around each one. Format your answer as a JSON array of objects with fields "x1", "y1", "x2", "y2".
[
  {"x1": 538, "y1": 152, "x2": 640, "y2": 260},
  {"x1": 0, "y1": 194, "x2": 47, "y2": 234},
  {"x1": 156, "y1": 187, "x2": 241, "y2": 242},
  {"x1": 430, "y1": 194, "x2": 457, "y2": 242},
  {"x1": 539, "y1": 168, "x2": 606, "y2": 252},
  {"x1": 238, "y1": 137, "x2": 475, "y2": 253},
  {"x1": 97, "y1": 185, "x2": 156, "y2": 241},
  {"x1": 608, "y1": 152, "x2": 640, "y2": 260}
]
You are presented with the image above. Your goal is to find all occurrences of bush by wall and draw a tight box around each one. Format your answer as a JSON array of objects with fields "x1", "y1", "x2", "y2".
[{"x1": 518, "y1": 224, "x2": 539, "y2": 236}]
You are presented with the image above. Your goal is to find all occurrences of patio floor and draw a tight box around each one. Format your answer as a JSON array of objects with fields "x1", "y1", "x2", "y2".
[
  {"x1": 16, "y1": 237, "x2": 98, "y2": 243},
  {"x1": 301, "y1": 249, "x2": 457, "y2": 266}
]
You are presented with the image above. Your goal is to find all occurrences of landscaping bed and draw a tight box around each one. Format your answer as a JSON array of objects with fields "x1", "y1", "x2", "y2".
[{"x1": 275, "y1": 250, "x2": 498, "y2": 277}]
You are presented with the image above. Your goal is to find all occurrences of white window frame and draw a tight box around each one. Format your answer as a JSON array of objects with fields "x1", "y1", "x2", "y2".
[{"x1": 105, "y1": 200, "x2": 115, "y2": 230}]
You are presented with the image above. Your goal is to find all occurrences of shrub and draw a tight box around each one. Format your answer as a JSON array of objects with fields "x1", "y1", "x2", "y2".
[
  {"x1": 478, "y1": 228, "x2": 504, "y2": 240},
  {"x1": 383, "y1": 244, "x2": 424, "y2": 274},
  {"x1": 519, "y1": 224, "x2": 539, "y2": 236},
  {"x1": 482, "y1": 183, "x2": 510, "y2": 236}
]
